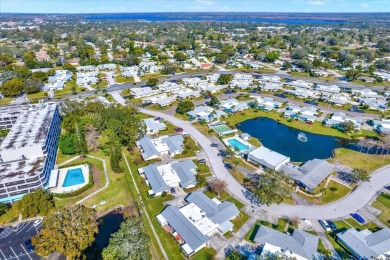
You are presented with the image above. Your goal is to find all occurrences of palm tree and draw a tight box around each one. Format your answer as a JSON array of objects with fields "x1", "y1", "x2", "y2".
[{"x1": 232, "y1": 158, "x2": 240, "y2": 171}]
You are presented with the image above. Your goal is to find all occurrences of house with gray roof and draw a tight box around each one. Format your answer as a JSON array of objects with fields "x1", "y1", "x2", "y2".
[
  {"x1": 185, "y1": 191, "x2": 239, "y2": 233},
  {"x1": 138, "y1": 160, "x2": 197, "y2": 196},
  {"x1": 143, "y1": 118, "x2": 167, "y2": 134},
  {"x1": 156, "y1": 191, "x2": 240, "y2": 256},
  {"x1": 337, "y1": 228, "x2": 390, "y2": 260},
  {"x1": 156, "y1": 205, "x2": 211, "y2": 256},
  {"x1": 136, "y1": 134, "x2": 184, "y2": 161},
  {"x1": 280, "y1": 159, "x2": 334, "y2": 192},
  {"x1": 254, "y1": 226, "x2": 319, "y2": 260}
]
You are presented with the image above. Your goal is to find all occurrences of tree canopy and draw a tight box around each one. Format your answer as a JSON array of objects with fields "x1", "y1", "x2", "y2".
[
  {"x1": 32, "y1": 204, "x2": 98, "y2": 259},
  {"x1": 17, "y1": 189, "x2": 55, "y2": 218},
  {"x1": 102, "y1": 217, "x2": 151, "y2": 260},
  {"x1": 176, "y1": 100, "x2": 195, "y2": 115}
]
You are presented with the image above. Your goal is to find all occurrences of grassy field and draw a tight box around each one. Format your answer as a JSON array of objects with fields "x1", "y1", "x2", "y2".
[
  {"x1": 321, "y1": 180, "x2": 352, "y2": 203},
  {"x1": 377, "y1": 193, "x2": 390, "y2": 208},
  {"x1": 227, "y1": 109, "x2": 352, "y2": 138},
  {"x1": 173, "y1": 136, "x2": 200, "y2": 158},
  {"x1": 344, "y1": 218, "x2": 380, "y2": 231},
  {"x1": 331, "y1": 148, "x2": 390, "y2": 173},
  {"x1": 27, "y1": 91, "x2": 47, "y2": 102}
]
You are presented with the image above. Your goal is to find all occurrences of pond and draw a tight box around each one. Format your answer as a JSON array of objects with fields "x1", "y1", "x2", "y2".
[
  {"x1": 237, "y1": 117, "x2": 377, "y2": 162},
  {"x1": 84, "y1": 210, "x2": 124, "y2": 260}
]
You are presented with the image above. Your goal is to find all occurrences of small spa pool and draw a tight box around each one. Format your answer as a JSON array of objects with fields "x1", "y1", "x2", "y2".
[
  {"x1": 228, "y1": 138, "x2": 249, "y2": 151},
  {"x1": 62, "y1": 168, "x2": 85, "y2": 187}
]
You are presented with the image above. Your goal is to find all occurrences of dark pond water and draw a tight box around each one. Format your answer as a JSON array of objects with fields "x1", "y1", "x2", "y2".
[
  {"x1": 237, "y1": 117, "x2": 378, "y2": 162},
  {"x1": 84, "y1": 211, "x2": 124, "y2": 260}
]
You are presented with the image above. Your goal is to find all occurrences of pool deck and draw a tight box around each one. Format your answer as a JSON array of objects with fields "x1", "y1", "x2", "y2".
[
  {"x1": 223, "y1": 136, "x2": 253, "y2": 153},
  {"x1": 50, "y1": 164, "x2": 89, "y2": 194}
]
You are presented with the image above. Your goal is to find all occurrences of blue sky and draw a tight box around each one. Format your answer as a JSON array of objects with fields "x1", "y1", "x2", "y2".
[{"x1": 1, "y1": 0, "x2": 389, "y2": 13}]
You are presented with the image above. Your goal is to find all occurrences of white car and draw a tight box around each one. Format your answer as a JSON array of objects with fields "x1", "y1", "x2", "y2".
[
  {"x1": 318, "y1": 220, "x2": 331, "y2": 231},
  {"x1": 33, "y1": 218, "x2": 43, "y2": 227}
]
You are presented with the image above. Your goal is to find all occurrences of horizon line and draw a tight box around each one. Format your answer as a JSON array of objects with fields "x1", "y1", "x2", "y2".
[{"x1": 2, "y1": 11, "x2": 390, "y2": 14}]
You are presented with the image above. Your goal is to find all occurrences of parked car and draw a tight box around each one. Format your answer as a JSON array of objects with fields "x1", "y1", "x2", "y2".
[
  {"x1": 197, "y1": 159, "x2": 206, "y2": 164},
  {"x1": 210, "y1": 143, "x2": 219, "y2": 147},
  {"x1": 170, "y1": 187, "x2": 176, "y2": 194},
  {"x1": 33, "y1": 218, "x2": 43, "y2": 227},
  {"x1": 326, "y1": 220, "x2": 337, "y2": 231},
  {"x1": 13, "y1": 223, "x2": 25, "y2": 233},
  {"x1": 350, "y1": 213, "x2": 365, "y2": 224},
  {"x1": 175, "y1": 127, "x2": 183, "y2": 133},
  {"x1": 318, "y1": 220, "x2": 331, "y2": 231},
  {"x1": 24, "y1": 239, "x2": 34, "y2": 252}
]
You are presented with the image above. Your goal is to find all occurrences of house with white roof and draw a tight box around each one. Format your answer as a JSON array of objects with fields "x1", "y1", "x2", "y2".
[
  {"x1": 286, "y1": 80, "x2": 313, "y2": 89},
  {"x1": 119, "y1": 66, "x2": 140, "y2": 77},
  {"x1": 256, "y1": 97, "x2": 282, "y2": 112},
  {"x1": 143, "y1": 118, "x2": 167, "y2": 134},
  {"x1": 260, "y1": 82, "x2": 283, "y2": 92},
  {"x1": 286, "y1": 88, "x2": 316, "y2": 99},
  {"x1": 142, "y1": 93, "x2": 176, "y2": 107},
  {"x1": 98, "y1": 63, "x2": 116, "y2": 70},
  {"x1": 194, "y1": 83, "x2": 226, "y2": 93},
  {"x1": 187, "y1": 106, "x2": 227, "y2": 122},
  {"x1": 352, "y1": 88, "x2": 378, "y2": 99},
  {"x1": 220, "y1": 98, "x2": 250, "y2": 113},
  {"x1": 76, "y1": 65, "x2": 97, "y2": 72},
  {"x1": 258, "y1": 75, "x2": 281, "y2": 84},
  {"x1": 229, "y1": 73, "x2": 253, "y2": 89},
  {"x1": 316, "y1": 84, "x2": 340, "y2": 94},
  {"x1": 131, "y1": 87, "x2": 160, "y2": 98},
  {"x1": 324, "y1": 112, "x2": 363, "y2": 130},
  {"x1": 43, "y1": 70, "x2": 73, "y2": 91},
  {"x1": 157, "y1": 81, "x2": 185, "y2": 92},
  {"x1": 298, "y1": 106, "x2": 318, "y2": 123},
  {"x1": 371, "y1": 119, "x2": 390, "y2": 134},
  {"x1": 76, "y1": 71, "x2": 99, "y2": 86},
  {"x1": 206, "y1": 73, "x2": 220, "y2": 83},
  {"x1": 246, "y1": 146, "x2": 290, "y2": 171},
  {"x1": 173, "y1": 88, "x2": 201, "y2": 99},
  {"x1": 360, "y1": 99, "x2": 388, "y2": 111},
  {"x1": 327, "y1": 93, "x2": 351, "y2": 106}
]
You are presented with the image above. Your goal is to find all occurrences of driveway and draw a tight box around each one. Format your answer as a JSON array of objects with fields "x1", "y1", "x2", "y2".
[{"x1": 138, "y1": 108, "x2": 390, "y2": 220}]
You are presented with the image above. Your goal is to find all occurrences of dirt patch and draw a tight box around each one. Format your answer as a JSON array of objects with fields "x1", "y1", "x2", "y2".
[{"x1": 91, "y1": 164, "x2": 102, "y2": 187}]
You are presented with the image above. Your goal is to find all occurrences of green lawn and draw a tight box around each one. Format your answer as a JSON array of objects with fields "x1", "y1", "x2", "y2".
[
  {"x1": 331, "y1": 148, "x2": 390, "y2": 173},
  {"x1": 372, "y1": 201, "x2": 390, "y2": 227},
  {"x1": 320, "y1": 180, "x2": 352, "y2": 203},
  {"x1": 377, "y1": 193, "x2": 390, "y2": 208},
  {"x1": 56, "y1": 151, "x2": 135, "y2": 214},
  {"x1": 174, "y1": 136, "x2": 200, "y2": 159},
  {"x1": 0, "y1": 97, "x2": 13, "y2": 106},
  {"x1": 0, "y1": 204, "x2": 20, "y2": 223},
  {"x1": 115, "y1": 75, "x2": 134, "y2": 84},
  {"x1": 174, "y1": 112, "x2": 190, "y2": 121},
  {"x1": 54, "y1": 80, "x2": 83, "y2": 97},
  {"x1": 245, "y1": 218, "x2": 289, "y2": 241},
  {"x1": 344, "y1": 218, "x2": 380, "y2": 231},
  {"x1": 191, "y1": 247, "x2": 216, "y2": 260},
  {"x1": 193, "y1": 160, "x2": 211, "y2": 175},
  {"x1": 231, "y1": 212, "x2": 250, "y2": 232},
  {"x1": 27, "y1": 91, "x2": 47, "y2": 102}
]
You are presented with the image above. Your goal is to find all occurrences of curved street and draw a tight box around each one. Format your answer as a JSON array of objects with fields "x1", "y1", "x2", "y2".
[{"x1": 139, "y1": 108, "x2": 390, "y2": 220}]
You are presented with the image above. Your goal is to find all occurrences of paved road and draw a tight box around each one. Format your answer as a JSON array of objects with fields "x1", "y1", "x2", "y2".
[{"x1": 138, "y1": 108, "x2": 390, "y2": 220}]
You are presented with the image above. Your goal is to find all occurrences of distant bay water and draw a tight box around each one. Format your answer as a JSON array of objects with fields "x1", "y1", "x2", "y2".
[{"x1": 84, "y1": 13, "x2": 345, "y2": 24}]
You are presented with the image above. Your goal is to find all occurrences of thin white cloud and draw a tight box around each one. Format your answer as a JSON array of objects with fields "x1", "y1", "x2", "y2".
[
  {"x1": 359, "y1": 3, "x2": 370, "y2": 8},
  {"x1": 308, "y1": 0, "x2": 325, "y2": 5}
]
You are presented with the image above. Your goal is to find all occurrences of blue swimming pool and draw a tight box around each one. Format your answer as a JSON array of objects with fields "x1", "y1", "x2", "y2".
[
  {"x1": 228, "y1": 138, "x2": 249, "y2": 152},
  {"x1": 62, "y1": 168, "x2": 85, "y2": 187}
]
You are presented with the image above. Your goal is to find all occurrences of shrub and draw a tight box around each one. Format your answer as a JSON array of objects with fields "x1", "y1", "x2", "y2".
[{"x1": 330, "y1": 186, "x2": 338, "y2": 192}]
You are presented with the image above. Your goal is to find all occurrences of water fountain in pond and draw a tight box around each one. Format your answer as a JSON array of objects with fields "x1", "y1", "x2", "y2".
[{"x1": 297, "y1": 132, "x2": 308, "y2": 142}]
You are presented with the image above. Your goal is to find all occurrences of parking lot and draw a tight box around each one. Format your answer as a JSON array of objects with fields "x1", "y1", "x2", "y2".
[{"x1": 0, "y1": 221, "x2": 42, "y2": 260}]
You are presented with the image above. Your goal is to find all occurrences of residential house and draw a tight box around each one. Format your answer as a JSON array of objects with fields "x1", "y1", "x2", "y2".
[
  {"x1": 76, "y1": 65, "x2": 96, "y2": 72},
  {"x1": 130, "y1": 87, "x2": 160, "y2": 98},
  {"x1": 256, "y1": 97, "x2": 282, "y2": 112},
  {"x1": 43, "y1": 70, "x2": 72, "y2": 91},
  {"x1": 206, "y1": 73, "x2": 220, "y2": 83},
  {"x1": 298, "y1": 106, "x2": 318, "y2": 123},
  {"x1": 143, "y1": 118, "x2": 167, "y2": 134},
  {"x1": 336, "y1": 228, "x2": 390, "y2": 260},
  {"x1": 352, "y1": 88, "x2": 378, "y2": 99},
  {"x1": 279, "y1": 159, "x2": 334, "y2": 192},
  {"x1": 260, "y1": 82, "x2": 283, "y2": 92},
  {"x1": 372, "y1": 119, "x2": 390, "y2": 134},
  {"x1": 136, "y1": 135, "x2": 184, "y2": 161},
  {"x1": 156, "y1": 191, "x2": 239, "y2": 255},
  {"x1": 173, "y1": 88, "x2": 201, "y2": 99},
  {"x1": 142, "y1": 93, "x2": 176, "y2": 107},
  {"x1": 325, "y1": 112, "x2": 363, "y2": 130},
  {"x1": 157, "y1": 81, "x2": 185, "y2": 92},
  {"x1": 246, "y1": 146, "x2": 290, "y2": 171},
  {"x1": 360, "y1": 99, "x2": 388, "y2": 111},
  {"x1": 76, "y1": 71, "x2": 99, "y2": 86},
  {"x1": 220, "y1": 98, "x2": 250, "y2": 113},
  {"x1": 316, "y1": 84, "x2": 341, "y2": 94},
  {"x1": 254, "y1": 226, "x2": 319, "y2": 260},
  {"x1": 138, "y1": 160, "x2": 197, "y2": 196},
  {"x1": 187, "y1": 106, "x2": 227, "y2": 122},
  {"x1": 286, "y1": 80, "x2": 313, "y2": 89},
  {"x1": 97, "y1": 63, "x2": 116, "y2": 70}
]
